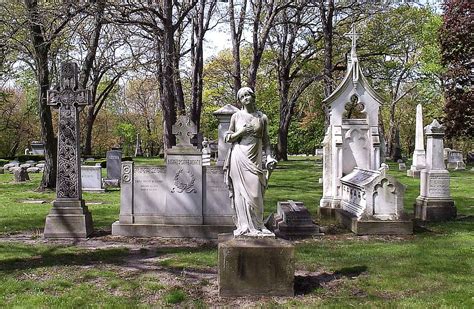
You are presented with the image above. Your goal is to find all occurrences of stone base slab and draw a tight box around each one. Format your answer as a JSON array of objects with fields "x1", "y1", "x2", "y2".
[
  {"x1": 111, "y1": 221, "x2": 234, "y2": 238},
  {"x1": 218, "y1": 237, "x2": 294, "y2": 297},
  {"x1": 43, "y1": 200, "x2": 93, "y2": 238},
  {"x1": 415, "y1": 197, "x2": 456, "y2": 221},
  {"x1": 335, "y1": 209, "x2": 413, "y2": 235}
]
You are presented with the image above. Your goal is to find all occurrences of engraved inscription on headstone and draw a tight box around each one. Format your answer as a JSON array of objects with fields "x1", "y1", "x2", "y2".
[
  {"x1": 133, "y1": 166, "x2": 166, "y2": 217},
  {"x1": 428, "y1": 174, "x2": 450, "y2": 197}
]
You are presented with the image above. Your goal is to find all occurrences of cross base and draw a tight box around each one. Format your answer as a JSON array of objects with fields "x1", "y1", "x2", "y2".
[{"x1": 43, "y1": 200, "x2": 93, "y2": 238}]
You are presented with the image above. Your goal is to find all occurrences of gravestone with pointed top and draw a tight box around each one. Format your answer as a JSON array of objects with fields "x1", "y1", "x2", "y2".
[
  {"x1": 415, "y1": 120, "x2": 456, "y2": 221},
  {"x1": 408, "y1": 104, "x2": 426, "y2": 177},
  {"x1": 43, "y1": 62, "x2": 93, "y2": 238}
]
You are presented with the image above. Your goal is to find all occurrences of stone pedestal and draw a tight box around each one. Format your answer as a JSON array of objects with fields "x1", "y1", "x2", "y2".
[
  {"x1": 213, "y1": 104, "x2": 239, "y2": 166},
  {"x1": 44, "y1": 200, "x2": 93, "y2": 238},
  {"x1": 415, "y1": 170, "x2": 456, "y2": 221},
  {"x1": 415, "y1": 120, "x2": 456, "y2": 222},
  {"x1": 218, "y1": 237, "x2": 294, "y2": 297}
]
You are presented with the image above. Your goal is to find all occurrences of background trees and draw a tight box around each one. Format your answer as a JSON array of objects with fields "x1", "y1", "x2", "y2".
[{"x1": 0, "y1": 1, "x2": 466, "y2": 184}]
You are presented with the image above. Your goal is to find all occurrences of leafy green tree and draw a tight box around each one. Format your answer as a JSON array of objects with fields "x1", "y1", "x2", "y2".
[{"x1": 439, "y1": 0, "x2": 473, "y2": 142}]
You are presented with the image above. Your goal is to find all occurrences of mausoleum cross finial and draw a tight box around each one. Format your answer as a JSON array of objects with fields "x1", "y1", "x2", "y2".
[{"x1": 344, "y1": 24, "x2": 359, "y2": 59}]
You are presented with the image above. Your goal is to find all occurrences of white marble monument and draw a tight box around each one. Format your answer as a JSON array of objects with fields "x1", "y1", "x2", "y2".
[
  {"x1": 415, "y1": 120, "x2": 456, "y2": 221},
  {"x1": 319, "y1": 25, "x2": 382, "y2": 218},
  {"x1": 81, "y1": 166, "x2": 105, "y2": 192},
  {"x1": 407, "y1": 104, "x2": 426, "y2": 177}
]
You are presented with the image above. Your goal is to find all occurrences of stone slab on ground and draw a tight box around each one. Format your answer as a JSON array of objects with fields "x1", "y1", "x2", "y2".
[
  {"x1": 111, "y1": 221, "x2": 234, "y2": 239},
  {"x1": 335, "y1": 209, "x2": 413, "y2": 235},
  {"x1": 218, "y1": 237, "x2": 294, "y2": 297}
]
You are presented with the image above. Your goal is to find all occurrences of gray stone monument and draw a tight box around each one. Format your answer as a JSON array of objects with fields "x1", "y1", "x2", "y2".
[
  {"x1": 43, "y1": 62, "x2": 93, "y2": 238},
  {"x1": 13, "y1": 167, "x2": 29, "y2": 182},
  {"x1": 30, "y1": 141, "x2": 45, "y2": 155},
  {"x1": 415, "y1": 120, "x2": 456, "y2": 221},
  {"x1": 407, "y1": 104, "x2": 426, "y2": 178},
  {"x1": 213, "y1": 104, "x2": 239, "y2": 166}
]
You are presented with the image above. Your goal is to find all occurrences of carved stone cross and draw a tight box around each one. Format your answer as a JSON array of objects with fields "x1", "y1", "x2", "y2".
[
  {"x1": 47, "y1": 62, "x2": 91, "y2": 200},
  {"x1": 172, "y1": 115, "x2": 197, "y2": 147}
]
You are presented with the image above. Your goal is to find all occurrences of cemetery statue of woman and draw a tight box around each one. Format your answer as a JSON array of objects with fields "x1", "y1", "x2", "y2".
[{"x1": 224, "y1": 87, "x2": 277, "y2": 237}]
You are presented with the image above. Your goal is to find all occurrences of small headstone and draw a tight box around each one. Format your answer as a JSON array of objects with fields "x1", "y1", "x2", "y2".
[
  {"x1": 26, "y1": 160, "x2": 36, "y2": 164},
  {"x1": 85, "y1": 157, "x2": 95, "y2": 162},
  {"x1": 273, "y1": 200, "x2": 319, "y2": 239},
  {"x1": 398, "y1": 162, "x2": 406, "y2": 171},
  {"x1": 13, "y1": 167, "x2": 29, "y2": 182},
  {"x1": 36, "y1": 163, "x2": 45, "y2": 168},
  {"x1": 81, "y1": 166, "x2": 105, "y2": 192},
  {"x1": 0, "y1": 167, "x2": 4, "y2": 174},
  {"x1": 20, "y1": 163, "x2": 32, "y2": 168},
  {"x1": 446, "y1": 150, "x2": 466, "y2": 170},
  {"x1": 134, "y1": 133, "x2": 143, "y2": 157}
]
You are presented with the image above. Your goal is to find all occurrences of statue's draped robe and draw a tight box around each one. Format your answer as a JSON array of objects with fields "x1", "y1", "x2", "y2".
[{"x1": 224, "y1": 110, "x2": 267, "y2": 236}]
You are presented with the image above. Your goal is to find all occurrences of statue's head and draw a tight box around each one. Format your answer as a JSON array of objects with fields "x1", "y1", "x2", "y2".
[{"x1": 237, "y1": 87, "x2": 255, "y2": 106}]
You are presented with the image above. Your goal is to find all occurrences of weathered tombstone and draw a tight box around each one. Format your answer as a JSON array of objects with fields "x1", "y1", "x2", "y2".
[
  {"x1": 106, "y1": 148, "x2": 122, "y2": 183},
  {"x1": 336, "y1": 164, "x2": 413, "y2": 235},
  {"x1": 81, "y1": 166, "x2": 105, "y2": 192},
  {"x1": 43, "y1": 62, "x2": 93, "y2": 238},
  {"x1": 319, "y1": 25, "x2": 382, "y2": 219},
  {"x1": 407, "y1": 104, "x2": 426, "y2": 177},
  {"x1": 30, "y1": 141, "x2": 45, "y2": 155},
  {"x1": 134, "y1": 133, "x2": 143, "y2": 157},
  {"x1": 213, "y1": 104, "x2": 240, "y2": 166},
  {"x1": 13, "y1": 167, "x2": 29, "y2": 182},
  {"x1": 415, "y1": 120, "x2": 456, "y2": 221},
  {"x1": 399, "y1": 162, "x2": 407, "y2": 171},
  {"x1": 273, "y1": 200, "x2": 319, "y2": 239},
  {"x1": 446, "y1": 150, "x2": 466, "y2": 170}
]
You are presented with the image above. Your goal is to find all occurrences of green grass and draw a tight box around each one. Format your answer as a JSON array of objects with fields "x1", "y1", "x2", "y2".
[{"x1": 0, "y1": 157, "x2": 473, "y2": 307}]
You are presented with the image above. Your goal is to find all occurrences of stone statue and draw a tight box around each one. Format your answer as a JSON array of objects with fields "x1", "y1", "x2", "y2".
[{"x1": 224, "y1": 87, "x2": 277, "y2": 237}]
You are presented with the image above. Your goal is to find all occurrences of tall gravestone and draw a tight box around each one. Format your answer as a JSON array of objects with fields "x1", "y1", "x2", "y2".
[
  {"x1": 134, "y1": 133, "x2": 143, "y2": 157},
  {"x1": 213, "y1": 104, "x2": 240, "y2": 166},
  {"x1": 319, "y1": 25, "x2": 382, "y2": 219},
  {"x1": 43, "y1": 62, "x2": 93, "y2": 238},
  {"x1": 165, "y1": 115, "x2": 203, "y2": 224},
  {"x1": 415, "y1": 120, "x2": 456, "y2": 221},
  {"x1": 407, "y1": 104, "x2": 426, "y2": 177}
]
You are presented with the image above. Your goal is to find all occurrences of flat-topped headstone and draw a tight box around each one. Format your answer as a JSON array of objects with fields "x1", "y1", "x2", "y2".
[
  {"x1": 399, "y1": 162, "x2": 407, "y2": 171},
  {"x1": 446, "y1": 150, "x2": 466, "y2": 170},
  {"x1": 43, "y1": 62, "x2": 93, "y2": 238},
  {"x1": 416, "y1": 119, "x2": 456, "y2": 221},
  {"x1": 106, "y1": 148, "x2": 122, "y2": 181},
  {"x1": 81, "y1": 166, "x2": 105, "y2": 192}
]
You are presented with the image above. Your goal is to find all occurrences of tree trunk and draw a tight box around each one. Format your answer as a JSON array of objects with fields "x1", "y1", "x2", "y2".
[{"x1": 161, "y1": 0, "x2": 176, "y2": 150}]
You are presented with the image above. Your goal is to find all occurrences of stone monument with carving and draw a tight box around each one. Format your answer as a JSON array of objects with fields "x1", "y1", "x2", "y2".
[
  {"x1": 415, "y1": 120, "x2": 456, "y2": 221},
  {"x1": 319, "y1": 25, "x2": 382, "y2": 219},
  {"x1": 43, "y1": 62, "x2": 93, "y2": 238}
]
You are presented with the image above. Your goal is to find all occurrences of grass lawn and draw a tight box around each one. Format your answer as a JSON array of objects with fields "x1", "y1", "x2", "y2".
[{"x1": 0, "y1": 157, "x2": 473, "y2": 307}]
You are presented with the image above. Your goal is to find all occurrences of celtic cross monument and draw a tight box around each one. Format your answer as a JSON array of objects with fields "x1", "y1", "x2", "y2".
[{"x1": 44, "y1": 62, "x2": 93, "y2": 238}]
